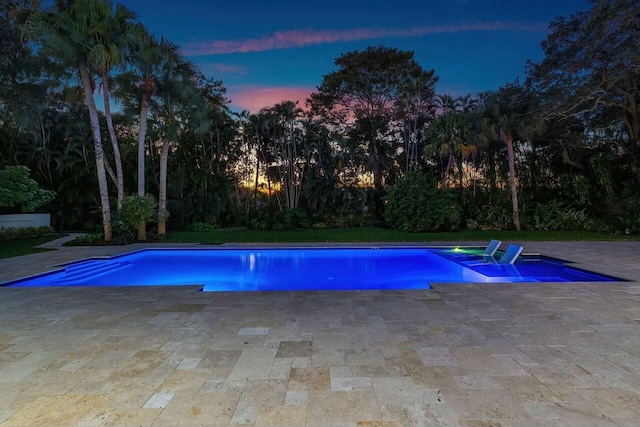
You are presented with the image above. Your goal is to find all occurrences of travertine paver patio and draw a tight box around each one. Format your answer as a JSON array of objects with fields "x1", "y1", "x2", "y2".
[{"x1": 0, "y1": 240, "x2": 639, "y2": 426}]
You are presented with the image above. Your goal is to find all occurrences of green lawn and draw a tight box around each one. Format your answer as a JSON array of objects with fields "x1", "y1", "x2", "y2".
[
  {"x1": 2, "y1": 229, "x2": 636, "y2": 258},
  {"x1": 0, "y1": 234, "x2": 63, "y2": 259},
  {"x1": 167, "y1": 227, "x2": 636, "y2": 244}
]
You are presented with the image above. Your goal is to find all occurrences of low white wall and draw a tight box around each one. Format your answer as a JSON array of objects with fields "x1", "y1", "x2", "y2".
[{"x1": 0, "y1": 213, "x2": 50, "y2": 229}]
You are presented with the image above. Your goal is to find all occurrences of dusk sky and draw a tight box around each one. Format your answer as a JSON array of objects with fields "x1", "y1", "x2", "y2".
[{"x1": 120, "y1": 0, "x2": 591, "y2": 113}]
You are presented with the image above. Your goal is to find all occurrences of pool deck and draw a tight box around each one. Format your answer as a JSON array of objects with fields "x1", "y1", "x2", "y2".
[{"x1": 0, "y1": 240, "x2": 639, "y2": 426}]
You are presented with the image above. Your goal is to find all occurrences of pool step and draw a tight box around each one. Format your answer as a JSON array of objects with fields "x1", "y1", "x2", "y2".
[
  {"x1": 54, "y1": 261, "x2": 130, "y2": 283},
  {"x1": 63, "y1": 260, "x2": 107, "y2": 275}
]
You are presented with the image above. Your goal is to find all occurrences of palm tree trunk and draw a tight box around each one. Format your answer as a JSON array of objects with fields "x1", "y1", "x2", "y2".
[
  {"x1": 458, "y1": 157, "x2": 464, "y2": 194},
  {"x1": 404, "y1": 122, "x2": 410, "y2": 173},
  {"x1": 138, "y1": 94, "x2": 150, "y2": 196},
  {"x1": 157, "y1": 139, "x2": 169, "y2": 236},
  {"x1": 254, "y1": 144, "x2": 260, "y2": 211},
  {"x1": 281, "y1": 141, "x2": 291, "y2": 210},
  {"x1": 102, "y1": 70, "x2": 124, "y2": 210},
  {"x1": 371, "y1": 137, "x2": 382, "y2": 190},
  {"x1": 79, "y1": 61, "x2": 112, "y2": 241},
  {"x1": 410, "y1": 110, "x2": 419, "y2": 171},
  {"x1": 370, "y1": 130, "x2": 384, "y2": 217},
  {"x1": 215, "y1": 129, "x2": 222, "y2": 174},
  {"x1": 136, "y1": 92, "x2": 151, "y2": 240},
  {"x1": 287, "y1": 133, "x2": 296, "y2": 210},
  {"x1": 488, "y1": 150, "x2": 497, "y2": 201},
  {"x1": 504, "y1": 130, "x2": 521, "y2": 231},
  {"x1": 267, "y1": 175, "x2": 271, "y2": 198},
  {"x1": 104, "y1": 158, "x2": 117, "y2": 184},
  {"x1": 442, "y1": 152, "x2": 454, "y2": 188}
]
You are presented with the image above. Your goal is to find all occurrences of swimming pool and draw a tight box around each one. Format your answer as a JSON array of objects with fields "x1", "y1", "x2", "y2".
[{"x1": 3, "y1": 247, "x2": 621, "y2": 291}]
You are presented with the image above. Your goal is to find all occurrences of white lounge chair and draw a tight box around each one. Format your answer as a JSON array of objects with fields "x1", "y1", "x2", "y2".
[
  {"x1": 483, "y1": 240, "x2": 502, "y2": 257},
  {"x1": 461, "y1": 243, "x2": 523, "y2": 266},
  {"x1": 498, "y1": 244, "x2": 523, "y2": 264}
]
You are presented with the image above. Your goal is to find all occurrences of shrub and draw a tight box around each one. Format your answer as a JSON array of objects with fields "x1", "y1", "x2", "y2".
[
  {"x1": 0, "y1": 226, "x2": 55, "y2": 242},
  {"x1": 248, "y1": 217, "x2": 271, "y2": 230},
  {"x1": 384, "y1": 172, "x2": 461, "y2": 232},
  {"x1": 81, "y1": 221, "x2": 102, "y2": 233},
  {"x1": 282, "y1": 208, "x2": 309, "y2": 229},
  {"x1": 522, "y1": 200, "x2": 593, "y2": 231},
  {"x1": 66, "y1": 233, "x2": 103, "y2": 245},
  {"x1": 615, "y1": 171, "x2": 640, "y2": 234},
  {"x1": 467, "y1": 199, "x2": 513, "y2": 230},
  {"x1": 112, "y1": 194, "x2": 158, "y2": 243},
  {"x1": 0, "y1": 166, "x2": 56, "y2": 213}
]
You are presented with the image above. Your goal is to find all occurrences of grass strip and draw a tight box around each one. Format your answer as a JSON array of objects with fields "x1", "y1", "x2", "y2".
[{"x1": 0, "y1": 234, "x2": 63, "y2": 259}]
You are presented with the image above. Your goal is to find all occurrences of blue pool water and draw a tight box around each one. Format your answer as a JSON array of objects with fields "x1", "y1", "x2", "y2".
[{"x1": 3, "y1": 247, "x2": 621, "y2": 292}]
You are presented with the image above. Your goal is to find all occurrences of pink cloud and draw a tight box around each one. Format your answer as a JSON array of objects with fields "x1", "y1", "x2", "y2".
[
  {"x1": 200, "y1": 63, "x2": 247, "y2": 75},
  {"x1": 184, "y1": 21, "x2": 547, "y2": 56},
  {"x1": 230, "y1": 86, "x2": 313, "y2": 113}
]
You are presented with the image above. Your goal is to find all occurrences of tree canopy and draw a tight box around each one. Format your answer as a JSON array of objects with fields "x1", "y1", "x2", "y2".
[
  {"x1": 527, "y1": 0, "x2": 640, "y2": 163},
  {"x1": 1, "y1": 0, "x2": 639, "y2": 237}
]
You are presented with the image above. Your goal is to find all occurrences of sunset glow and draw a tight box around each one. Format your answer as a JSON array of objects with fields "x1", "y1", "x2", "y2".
[{"x1": 230, "y1": 86, "x2": 313, "y2": 113}]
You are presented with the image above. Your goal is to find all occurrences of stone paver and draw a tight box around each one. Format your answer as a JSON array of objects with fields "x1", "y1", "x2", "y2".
[{"x1": 0, "y1": 240, "x2": 638, "y2": 425}]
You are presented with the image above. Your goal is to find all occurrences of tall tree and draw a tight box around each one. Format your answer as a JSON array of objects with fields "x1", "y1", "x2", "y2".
[
  {"x1": 1, "y1": 0, "x2": 49, "y2": 131},
  {"x1": 154, "y1": 55, "x2": 207, "y2": 237},
  {"x1": 434, "y1": 93, "x2": 457, "y2": 115},
  {"x1": 87, "y1": 0, "x2": 142, "y2": 210},
  {"x1": 271, "y1": 100, "x2": 305, "y2": 210},
  {"x1": 310, "y1": 45, "x2": 437, "y2": 215},
  {"x1": 427, "y1": 111, "x2": 475, "y2": 188},
  {"x1": 480, "y1": 84, "x2": 533, "y2": 231},
  {"x1": 163, "y1": 77, "x2": 234, "y2": 229},
  {"x1": 299, "y1": 118, "x2": 338, "y2": 218},
  {"x1": 23, "y1": 0, "x2": 114, "y2": 240},
  {"x1": 526, "y1": 0, "x2": 640, "y2": 163},
  {"x1": 1, "y1": 0, "x2": 64, "y2": 182},
  {"x1": 118, "y1": 33, "x2": 173, "y2": 239},
  {"x1": 248, "y1": 111, "x2": 273, "y2": 211},
  {"x1": 398, "y1": 74, "x2": 437, "y2": 172}
]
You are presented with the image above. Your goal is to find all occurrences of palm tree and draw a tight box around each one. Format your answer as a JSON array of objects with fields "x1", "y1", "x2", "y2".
[
  {"x1": 398, "y1": 75, "x2": 437, "y2": 172},
  {"x1": 271, "y1": 100, "x2": 305, "y2": 210},
  {"x1": 23, "y1": 0, "x2": 114, "y2": 240},
  {"x1": 154, "y1": 50, "x2": 203, "y2": 237},
  {"x1": 299, "y1": 118, "x2": 337, "y2": 217},
  {"x1": 87, "y1": 1, "x2": 142, "y2": 210},
  {"x1": 434, "y1": 93, "x2": 457, "y2": 115},
  {"x1": 427, "y1": 111, "x2": 475, "y2": 188},
  {"x1": 454, "y1": 94, "x2": 481, "y2": 114},
  {"x1": 251, "y1": 112, "x2": 267, "y2": 203},
  {"x1": 480, "y1": 84, "x2": 532, "y2": 231},
  {"x1": 118, "y1": 32, "x2": 174, "y2": 239}
]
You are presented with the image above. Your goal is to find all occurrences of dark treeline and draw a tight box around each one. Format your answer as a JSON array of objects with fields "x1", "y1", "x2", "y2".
[{"x1": 1, "y1": 0, "x2": 639, "y2": 239}]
